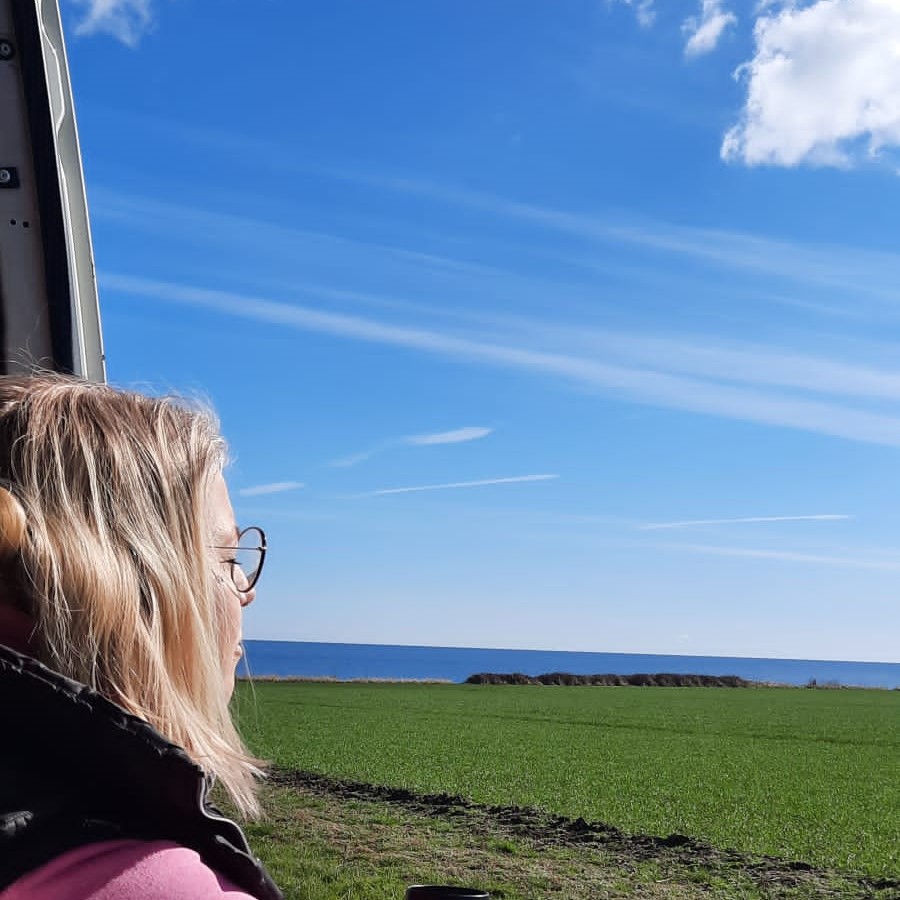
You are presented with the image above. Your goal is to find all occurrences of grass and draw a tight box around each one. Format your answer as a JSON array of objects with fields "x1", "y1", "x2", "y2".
[
  {"x1": 234, "y1": 682, "x2": 899, "y2": 880},
  {"x1": 236, "y1": 780, "x2": 719, "y2": 900},
  {"x1": 234, "y1": 778, "x2": 868, "y2": 900}
]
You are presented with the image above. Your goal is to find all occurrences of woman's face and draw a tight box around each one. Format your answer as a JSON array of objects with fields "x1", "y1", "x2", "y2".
[{"x1": 207, "y1": 472, "x2": 256, "y2": 697}]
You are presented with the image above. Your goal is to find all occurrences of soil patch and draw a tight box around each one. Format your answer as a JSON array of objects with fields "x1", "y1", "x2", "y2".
[{"x1": 270, "y1": 767, "x2": 899, "y2": 898}]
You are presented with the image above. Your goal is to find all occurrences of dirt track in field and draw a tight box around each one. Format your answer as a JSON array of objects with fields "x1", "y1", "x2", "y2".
[{"x1": 270, "y1": 767, "x2": 900, "y2": 899}]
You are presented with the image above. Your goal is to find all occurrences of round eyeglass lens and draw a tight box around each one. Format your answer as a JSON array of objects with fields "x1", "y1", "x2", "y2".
[{"x1": 234, "y1": 527, "x2": 264, "y2": 589}]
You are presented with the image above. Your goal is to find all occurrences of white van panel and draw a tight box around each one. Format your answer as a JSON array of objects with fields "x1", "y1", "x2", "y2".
[{"x1": 0, "y1": 0, "x2": 104, "y2": 381}]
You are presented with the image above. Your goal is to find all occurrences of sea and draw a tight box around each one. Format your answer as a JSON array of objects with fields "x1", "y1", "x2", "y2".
[{"x1": 239, "y1": 641, "x2": 900, "y2": 689}]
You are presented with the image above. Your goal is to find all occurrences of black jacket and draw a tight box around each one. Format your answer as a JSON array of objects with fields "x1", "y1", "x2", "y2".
[{"x1": 0, "y1": 644, "x2": 282, "y2": 899}]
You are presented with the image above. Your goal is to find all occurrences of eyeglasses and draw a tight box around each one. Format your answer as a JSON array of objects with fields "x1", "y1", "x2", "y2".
[{"x1": 212, "y1": 526, "x2": 267, "y2": 593}]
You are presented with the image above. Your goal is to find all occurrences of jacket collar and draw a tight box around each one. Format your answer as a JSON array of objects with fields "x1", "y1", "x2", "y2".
[{"x1": 0, "y1": 643, "x2": 282, "y2": 900}]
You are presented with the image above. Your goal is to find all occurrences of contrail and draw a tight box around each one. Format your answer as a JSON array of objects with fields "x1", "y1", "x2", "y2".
[
  {"x1": 238, "y1": 481, "x2": 305, "y2": 497},
  {"x1": 640, "y1": 514, "x2": 852, "y2": 531},
  {"x1": 408, "y1": 426, "x2": 493, "y2": 445},
  {"x1": 330, "y1": 426, "x2": 492, "y2": 467},
  {"x1": 357, "y1": 474, "x2": 559, "y2": 497}
]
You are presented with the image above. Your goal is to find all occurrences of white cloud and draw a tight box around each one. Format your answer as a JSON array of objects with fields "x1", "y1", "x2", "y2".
[
  {"x1": 407, "y1": 426, "x2": 492, "y2": 446},
  {"x1": 69, "y1": 0, "x2": 154, "y2": 46},
  {"x1": 618, "y1": 0, "x2": 656, "y2": 27},
  {"x1": 641, "y1": 514, "x2": 852, "y2": 530},
  {"x1": 683, "y1": 0, "x2": 737, "y2": 56},
  {"x1": 331, "y1": 426, "x2": 491, "y2": 467},
  {"x1": 554, "y1": 330, "x2": 900, "y2": 402},
  {"x1": 92, "y1": 184, "x2": 900, "y2": 314},
  {"x1": 660, "y1": 542, "x2": 900, "y2": 571},
  {"x1": 330, "y1": 450, "x2": 378, "y2": 468},
  {"x1": 327, "y1": 174, "x2": 900, "y2": 304},
  {"x1": 238, "y1": 481, "x2": 305, "y2": 497},
  {"x1": 356, "y1": 474, "x2": 559, "y2": 497},
  {"x1": 103, "y1": 273, "x2": 900, "y2": 449},
  {"x1": 723, "y1": 0, "x2": 900, "y2": 166}
]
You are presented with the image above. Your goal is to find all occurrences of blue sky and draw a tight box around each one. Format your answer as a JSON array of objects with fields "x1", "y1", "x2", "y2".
[{"x1": 63, "y1": 0, "x2": 900, "y2": 662}]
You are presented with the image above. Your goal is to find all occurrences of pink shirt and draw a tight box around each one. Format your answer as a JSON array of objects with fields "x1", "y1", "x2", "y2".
[
  {"x1": 0, "y1": 606, "x2": 262, "y2": 900},
  {"x1": 0, "y1": 840, "x2": 256, "y2": 900}
]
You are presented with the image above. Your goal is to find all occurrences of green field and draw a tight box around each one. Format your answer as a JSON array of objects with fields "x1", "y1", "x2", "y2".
[{"x1": 235, "y1": 682, "x2": 899, "y2": 879}]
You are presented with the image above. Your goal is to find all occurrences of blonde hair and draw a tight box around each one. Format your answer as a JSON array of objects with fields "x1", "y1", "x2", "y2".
[{"x1": 0, "y1": 373, "x2": 262, "y2": 817}]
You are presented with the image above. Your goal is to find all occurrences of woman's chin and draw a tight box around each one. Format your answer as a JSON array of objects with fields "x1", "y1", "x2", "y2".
[{"x1": 223, "y1": 647, "x2": 243, "y2": 698}]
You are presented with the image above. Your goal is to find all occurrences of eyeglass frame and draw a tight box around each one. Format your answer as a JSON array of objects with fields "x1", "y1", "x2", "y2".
[{"x1": 211, "y1": 525, "x2": 267, "y2": 593}]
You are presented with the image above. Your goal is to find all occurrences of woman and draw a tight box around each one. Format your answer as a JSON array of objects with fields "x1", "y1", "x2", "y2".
[{"x1": 0, "y1": 374, "x2": 281, "y2": 900}]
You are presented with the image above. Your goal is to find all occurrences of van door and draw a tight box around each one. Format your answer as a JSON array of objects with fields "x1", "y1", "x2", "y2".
[{"x1": 0, "y1": 0, "x2": 104, "y2": 380}]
